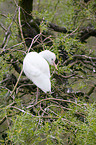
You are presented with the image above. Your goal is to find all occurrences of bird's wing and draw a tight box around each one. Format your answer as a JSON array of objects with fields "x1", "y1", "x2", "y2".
[
  {"x1": 23, "y1": 59, "x2": 51, "y2": 92},
  {"x1": 23, "y1": 52, "x2": 50, "y2": 78},
  {"x1": 32, "y1": 73, "x2": 51, "y2": 93},
  {"x1": 23, "y1": 59, "x2": 41, "y2": 77}
]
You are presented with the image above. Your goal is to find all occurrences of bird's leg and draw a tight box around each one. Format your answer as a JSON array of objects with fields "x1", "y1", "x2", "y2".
[{"x1": 36, "y1": 87, "x2": 39, "y2": 103}]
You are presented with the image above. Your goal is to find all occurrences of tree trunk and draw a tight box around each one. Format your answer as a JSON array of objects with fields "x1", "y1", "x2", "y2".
[{"x1": 19, "y1": 0, "x2": 40, "y2": 46}]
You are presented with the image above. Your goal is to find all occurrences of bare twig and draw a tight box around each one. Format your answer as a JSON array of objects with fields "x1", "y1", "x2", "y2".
[
  {"x1": 10, "y1": 106, "x2": 34, "y2": 116},
  {"x1": 9, "y1": 68, "x2": 23, "y2": 99},
  {"x1": 2, "y1": 33, "x2": 11, "y2": 50},
  {"x1": 18, "y1": 6, "x2": 27, "y2": 50},
  {"x1": 87, "y1": 84, "x2": 96, "y2": 96},
  {"x1": 27, "y1": 98, "x2": 84, "y2": 108},
  {"x1": 0, "y1": 13, "x2": 7, "y2": 18},
  {"x1": 56, "y1": 73, "x2": 76, "y2": 79},
  {"x1": 27, "y1": 33, "x2": 42, "y2": 53},
  {"x1": 1, "y1": 8, "x2": 18, "y2": 49},
  {"x1": 0, "y1": 117, "x2": 6, "y2": 125},
  {"x1": 0, "y1": 22, "x2": 7, "y2": 31}
]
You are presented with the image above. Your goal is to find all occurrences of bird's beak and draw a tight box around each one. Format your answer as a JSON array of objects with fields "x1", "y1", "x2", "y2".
[{"x1": 53, "y1": 62, "x2": 58, "y2": 70}]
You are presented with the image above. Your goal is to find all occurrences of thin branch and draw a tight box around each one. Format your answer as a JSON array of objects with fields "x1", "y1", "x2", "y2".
[
  {"x1": 0, "y1": 13, "x2": 7, "y2": 18},
  {"x1": 18, "y1": 6, "x2": 27, "y2": 50},
  {"x1": 73, "y1": 55, "x2": 96, "y2": 61},
  {"x1": 63, "y1": 54, "x2": 96, "y2": 66},
  {"x1": 0, "y1": 117, "x2": 6, "y2": 125},
  {"x1": 27, "y1": 98, "x2": 85, "y2": 108},
  {"x1": 16, "y1": 83, "x2": 33, "y2": 94},
  {"x1": 55, "y1": 73, "x2": 76, "y2": 79},
  {"x1": 0, "y1": 42, "x2": 25, "y2": 56},
  {"x1": 10, "y1": 106, "x2": 34, "y2": 116},
  {"x1": 87, "y1": 84, "x2": 96, "y2": 96},
  {"x1": 45, "y1": 104, "x2": 72, "y2": 111},
  {"x1": 9, "y1": 68, "x2": 23, "y2": 100},
  {"x1": 2, "y1": 33, "x2": 11, "y2": 50},
  {"x1": 27, "y1": 33, "x2": 42, "y2": 53},
  {"x1": 64, "y1": 21, "x2": 83, "y2": 39},
  {"x1": 0, "y1": 22, "x2": 7, "y2": 31},
  {"x1": 1, "y1": 8, "x2": 18, "y2": 49}
]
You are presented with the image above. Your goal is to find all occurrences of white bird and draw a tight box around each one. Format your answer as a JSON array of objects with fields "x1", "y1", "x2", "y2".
[{"x1": 23, "y1": 50, "x2": 57, "y2": 102}]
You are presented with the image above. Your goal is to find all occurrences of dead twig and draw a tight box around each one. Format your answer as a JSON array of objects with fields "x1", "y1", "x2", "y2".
[
  {"x1": 27, "y1": 98, "x2": 85, "y2": 109},
  {"x1": 1, "y1": 8, "x2": 18, "y2": 49}
]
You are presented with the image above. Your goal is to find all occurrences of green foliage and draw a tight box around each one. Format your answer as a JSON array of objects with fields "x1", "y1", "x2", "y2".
[
  {"x1": 33, "y1": 0, "x2": 75, "y2": 30},
  {"x1": 74, "y1": 104, "x2": 96, "y2": 145},
  {"x1": 6, "y1": 103, "x2": 96, "y2": 145},
  {"x1": 0, "y1": 0, "x2": 96, "y2": 144}
]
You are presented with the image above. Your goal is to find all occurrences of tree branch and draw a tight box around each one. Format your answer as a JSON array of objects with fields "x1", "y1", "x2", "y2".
[
  {"x1": 79, "y1": 26, "x2": 96, "y2": 42},
  {"x1": 87, "y1": 84, "x2": 96, "y2": 96},
  {"x1": 1, "y1": 8, "x2": 18, "y2": 49},
  {"x1": 27, "y1": 98, "x2": 84, "y2": 109},
  {"x1": 48, "y1": 22, "x2": 68, "y2": 33}
]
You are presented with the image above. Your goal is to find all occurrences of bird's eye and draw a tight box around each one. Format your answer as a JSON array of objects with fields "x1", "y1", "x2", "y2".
[{"x1": 51, "y1": 58, "x2": 53, "y2": 61}]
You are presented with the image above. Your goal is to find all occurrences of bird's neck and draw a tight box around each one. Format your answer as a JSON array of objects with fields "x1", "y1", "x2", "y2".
[{"x1": 39, "y1": 51, "x2": 47, "y2": 60}]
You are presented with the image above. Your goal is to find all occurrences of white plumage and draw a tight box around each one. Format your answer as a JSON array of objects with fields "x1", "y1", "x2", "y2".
[{"x1": 23, "y1": 50, "x2": 56, "y2": 93}]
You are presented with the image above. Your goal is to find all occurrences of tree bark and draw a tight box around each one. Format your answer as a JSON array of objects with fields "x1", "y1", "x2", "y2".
[{"x1": 18, "y1": 0, "x2": 40, "y2": 46}]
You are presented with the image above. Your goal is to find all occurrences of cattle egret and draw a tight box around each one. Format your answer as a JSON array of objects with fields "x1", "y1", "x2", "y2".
[{"x1": 23, "y1": 50, "x2": 57, "y2": 102}]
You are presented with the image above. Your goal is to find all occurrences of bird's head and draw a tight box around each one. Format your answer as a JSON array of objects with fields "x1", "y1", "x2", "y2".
[{"x1": 39, "y1": 50, "x2": 57, "y2": 69}]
